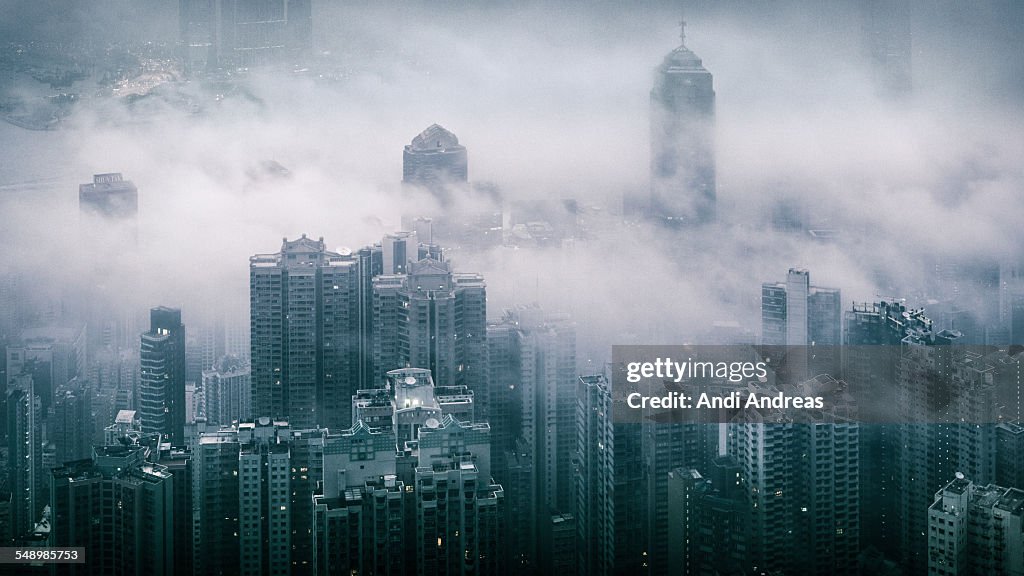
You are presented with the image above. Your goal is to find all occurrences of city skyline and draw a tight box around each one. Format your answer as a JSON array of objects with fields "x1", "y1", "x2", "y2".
[{"x1": 0, "y1": 1, "x2": 1023, "y2": 575}]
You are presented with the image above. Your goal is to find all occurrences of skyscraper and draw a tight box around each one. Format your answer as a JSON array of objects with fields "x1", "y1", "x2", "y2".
[
  {"x1": 761, "y1": 268, "x2": 842, "y2": 379},
  {"x1": 726, "y1": 375, "x2": 860, "y2": 576},
  {"x1": 403, "y1": 123, "x2": 468, "y2": 205},
  {"x1": 179, "y1": 0, "x2": 313, "y2": 71},
  {"x1": 250, "y1": 235, "x2": 362, "y2": 429},
  {"x1": 313, "y1": 368, "x2": 503, "y2": 575},
  {"x1": 51, "y1": 445, "x2": 175, "y2": 576},
  {"x1": 201, "y1": 355, "x2": 251, "y2": 426},
  {"x1": 192, "y1": 418, "x2": 325, "y2": 576},
  {"x1": 79, "y1": 173, "x2": 139, "y2": 232},
  {"x1": 6, "y1": 375, "x2": 42, "y2": 540},
  {"x1": 371, "y1": 257, "x2": 487, "y2": 415},
  {"x1": 140, "y1": 306, "x2": 186, "y2": 445},
  {"x1": 484, "y1": 304, "x2": 576, "y2": 568},
  {"x1": 574, "y1": 375, "x2": 614, "y2": 576},
  {"x1": 650, "y1": 19, "x2": 716, "y2": 226}
]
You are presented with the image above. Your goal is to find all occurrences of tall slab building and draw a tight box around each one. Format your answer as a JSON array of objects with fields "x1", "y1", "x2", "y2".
[
  {"x1": 650, "y1": 20, "x2": 716, "y2": 227},
  {"x1": 250, "y1": 235, "x2": 362, "y2": 430},
  {"x1": 140, "y1": 307, "x2": 187, "y2": 445}
]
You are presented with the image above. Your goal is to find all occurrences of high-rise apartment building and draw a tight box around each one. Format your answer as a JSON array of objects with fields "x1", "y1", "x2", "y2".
[
  {"x1": 666, "y1": 457, "x2": 752, "y2": 576},
  {"x1": 193, "y1": 418, "x2": 325, "y2": 576},
  {"x1": 575, "y1": 375, "x2": 614, "y2": 576},
  {"x1": 314, "y1": 368, "x2": 502, "y2": 575},
  {"x1": 371, "y1": 258, "x2": 487, "y2": 416},
  {"x1": 139, "y1": 307, "x2": 186, "y2": 445},
  {"x1": 250, "y1": 235, "x2": 362, "y2": 429},
  {"x1": 650, "y1": 20, "x2": 716, "y2": 226},
  {"x1": 927, "y1": 475, "x2": 1024, "y2": 576},
  {"x1": 6, "y1": 374, "x2": 42, "y2": 540},
  {"x1": 725, "y1": 375, "x2": 859, "y2": 575},
  {"x1": 762, "y1": 268, "x2": 842, "y2": 379},
  {"x1": 50, "y1": 444, "x2": 175, "y2": 576},
  {"x1": 895, "y1": 329, "x2": 1004, "y2": 575},
  {"x1": 201, "y1": 355, "x2": 251, "y2": 426},
  {"x1": 845, "y1": 300, "x2": 927, "y2": 560}
]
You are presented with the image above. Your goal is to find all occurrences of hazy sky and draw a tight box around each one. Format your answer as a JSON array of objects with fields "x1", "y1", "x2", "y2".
[{"x1": 1, "y1": 0, "x2": 1022, "y2": 364}]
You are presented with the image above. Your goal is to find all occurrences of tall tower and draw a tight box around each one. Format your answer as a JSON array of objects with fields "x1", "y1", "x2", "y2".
[
  {"x1": 402, "y1": 124, "x2": 468, "y2": 206},
  {"x1": 50, "y1": 445, "x2": 175, "y2": 576},
  {"x1": 761, "y1": 268, "x2": 842, "y2": 379},
  {"x1": 139, "y1": 307, "x2": 187, "y2": 445},
  {"x1": 250, "y1": 235, "x2": 362, "y2": 429},
  {"x1": 650, "y1": 17, "x2": 716, "y2": 226},
  {"x1": 7, "y1": 375, "x2": 42, "y2": 540},
  {"x1": 862, "y1": 0, "x2": 912, "y2": 98},
  {"x1": 371, "y1": 257, "x2": 487, "y2": 414}
]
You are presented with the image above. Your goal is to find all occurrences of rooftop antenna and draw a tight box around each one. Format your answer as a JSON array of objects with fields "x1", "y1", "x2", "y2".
[{"x1": 679, "y1": 4, "x2": 687, "y2": 46}]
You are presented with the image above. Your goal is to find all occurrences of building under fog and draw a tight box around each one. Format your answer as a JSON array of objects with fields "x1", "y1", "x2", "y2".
[
  {"x1": 761, "y1": 268, "x2": 842, "y2": 379},
  {"x1": 79, "y1": 173, "x2": 138, "y2": 225},
  {"x1": 371, "y1": 258, "x2": 487, "y2": 416},
  {"x1": 403, "y1": 123, "x2": 468, "y2": 203},
  {"x1": 650, "y1": 20, "x2": 716, "y2": 227},
  {"x1": 180, "y1": 0, "x2": 313, "y2": 71}
]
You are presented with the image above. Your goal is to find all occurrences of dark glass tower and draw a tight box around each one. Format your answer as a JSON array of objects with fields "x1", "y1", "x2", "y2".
[
  {"x1": 650, "y1": 20, "x2": 716, "y2": 227},
  {"x1": 139, "y1": 307, "x2": 187, "y2": 445}
]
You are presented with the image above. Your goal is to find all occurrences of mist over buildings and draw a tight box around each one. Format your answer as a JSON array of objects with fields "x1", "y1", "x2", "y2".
[{"x1": 1, "y1": 0, "x2": 1022, "y2": 366}]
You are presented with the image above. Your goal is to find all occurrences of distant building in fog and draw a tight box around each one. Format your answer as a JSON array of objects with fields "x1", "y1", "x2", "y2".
[
  {"x1": 403, "y1": 123, "x2": 468, "y2": 203},
  {"x1": 79, "y1": 173, "x2": 138, "y2": 223},
  {"x1": 650, "y1": 20, "x2": 716, "y2": 227},
  {"x1": 861, "y1": 0, "x2": 912, "y2": 98},
  {"x1": 180, "y1": 0, "x2": 313, "y2": 71},
  {"x1": 761, "y1": 268, "x2": 841, "y2": 379},
  {"x1": 201, "y1": 355, "x2": 251, "y2": 426}
]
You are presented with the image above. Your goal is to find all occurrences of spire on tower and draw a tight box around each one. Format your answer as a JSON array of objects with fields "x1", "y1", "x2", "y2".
[{"x1": 679, "y1": 5, "x2": 687, "y2": 46}]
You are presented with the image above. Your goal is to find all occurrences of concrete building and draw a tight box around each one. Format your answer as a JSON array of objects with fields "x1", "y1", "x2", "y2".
[
  {"x1": 193, "y1": 418, "x2": 326, "y2": 576},
  {"x1": 201, "y1": 355, "x2": 251, "y2": 426},
  {"x1": 250, "y1": 235, "x2": 362, "y2": 429},
  {"x1": 726, "y1": 375, "x2": 859, "y2": 575},
  {"x1": 371, "y1": 258, "x2": 487, "y2": 418},
  {"x1": 403, "y1": 124, "x2": 468, "y2": 205},
  {"x1": 50, "y1": 445, "x2": 175, "y2": 576},
  {"x1": 313, "y1": 368, "x2": 502, "y2": 575},
  {"x1": 762, "y1": 268, "x2": 842, "y2": 379},
  {"x1": 927, "y1": 475, "x2": 1024, "y2": 576},
  {"x1": 6, "y1": 375, "x2": 42, "y2": 540}
]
